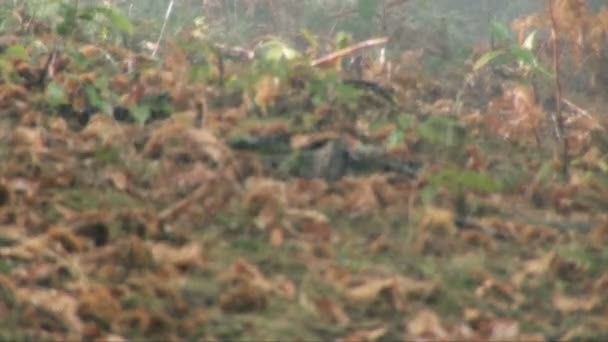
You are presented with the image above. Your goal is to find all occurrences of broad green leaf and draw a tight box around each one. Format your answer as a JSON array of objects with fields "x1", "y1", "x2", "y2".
[
  {"x1": 473, "y1": 50, "x2": 505, "y2": 71},
  {"x1": 333, "y1": 82, "x2": 361, "y2": 104},
  {"x1": 430, "y1": 168, "x2": 501, "y2": 193},
  {"x1": 85, "y1": 6, "x2": 134, "y2": 35},
  {"x1": 0, "y1": 59, "x2": 13, "y2": 82},
  {"x1": 418, "y1": 116, "x2": 465, "y2": 147},
  {"x1": 301, "y1": 29, "x2": 319, "y2": 52},
  {"x1": 387, "y1": 130, "x2": 405, "y2": 147},
  {"x1": 396, "y1": 113, "x2": 415, "y2": 129},
  {"x1": 335, "y1": 31, "x2": 352, "y2": 50},
  {"x1": 130, "y1": 105, "x2": 150, "y2": 125},
  {"x1": 258, "y1": 39, "x2": 300, "y2": 62},
  {"x1": 46, "y1": 81, "x2": 68, "y2": 106},
  {"x1": 84, "y1": 84, "x2": 112, "y2": 114},
  {"x1": 510, "y1": 46, "x2": 537, "y2": 67},
  {"x1": 2, "y1": 45, "x2": 29, "y2": 60},
  {"x1": 490, "y1": 20, "x2": 512, "y2": 43}
]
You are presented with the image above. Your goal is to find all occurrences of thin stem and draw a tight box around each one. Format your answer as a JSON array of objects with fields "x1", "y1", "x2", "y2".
[
  {"x1": 548, "y1": 0, "x2": 569, "y2": 180},
  {"x1": 152, "y1": 0, "x2": 174, "y2": 58}
]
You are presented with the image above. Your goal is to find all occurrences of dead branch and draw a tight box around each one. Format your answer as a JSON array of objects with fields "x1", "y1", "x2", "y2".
[
  {"x1": 311, "y1": 37, "x2": 389, "y2": 68},
  {"x1": 548, "y1": 0, "x2": 569, "y2": 180}
]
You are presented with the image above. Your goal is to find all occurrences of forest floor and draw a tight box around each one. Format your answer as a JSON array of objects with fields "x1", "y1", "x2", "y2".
[{"x1": 1, "y1": 16, "x2": 608, "y2": 342}]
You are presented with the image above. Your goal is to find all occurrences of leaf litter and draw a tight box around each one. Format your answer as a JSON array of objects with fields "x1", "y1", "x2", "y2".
[{"x1": 0, "y1": 3, "x2": 608, "y2": 341}]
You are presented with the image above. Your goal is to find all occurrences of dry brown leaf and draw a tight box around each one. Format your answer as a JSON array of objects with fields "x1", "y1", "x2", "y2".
[
  {"x1": 254, "y1": 75, "x2": 281, "y2": 111},
  {"x1": 511, "y1": 252, "x2": 556, "y2": 288},
  {"x1": 291, "y1": 131, "x2": 340, "y2": 150},
  {"x1": 340, "y1": 326, "x2": 387, "y2": 342},
  {"x1": 219, "y1": 284, "x2": 268, "y2": 313},
  {"x1": 488, "y1": 319, "x2": 520, "y2": 341},
  {"x1": 270, "y1": 227, "x2": 284, "y2": 247},
  {"x1": 78, "y1": 44, "x2": 103, "y2": 58},
  {"x1": 418, "y1": 207, "x2": 457, "y2": 236},
  {"x1": 224, "y1": 259, "x2": 274, "y2": 293},
  {"x1": 553, "y1": 292, "x2": 601, "y2": 313},
  {"x1": 341, "y1": 177, "x2": 381, "y2": 215},
  {"x1": 81, "y1": 114, "x2": 124, "y2": 145},
  {"x1": 105, "y1": 170, "x2": 129, "y2": 191},
  {"x1": 475, "y1": 278, "x2": 525, "y2": 308},
  {"x1": 17, "y1": 288, "x2": 83, "y2": 336},
  {"x1": 77, "y1": 286, "x2": 122, "y2": 324},
  {"x1": 406, "y1": 309, "x2": 449, "y2": 340},
  {"x1": 315, "y1": 297, "x2": 350, "y2": 326},
  {"x1": 589, "y1": 220, "x2": 608, "y2": 249},
  {"x1": 150, "y1": 242, "x2": 203, "y2": 271},
  {"x1": 244, "y1": 178, "x2": 287, "y2": 230},
  {"x1": 12, "y1": 126, "x2": 47, "y2": 152},
  {"x1": 345, "y1": 277, "x2": 395, "y2": 303}
]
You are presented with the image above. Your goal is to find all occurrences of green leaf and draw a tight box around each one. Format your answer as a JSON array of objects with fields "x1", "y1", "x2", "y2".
[
  {"x1": 418, "y1": 116, "x2": 465, "y2": 148},
  {"x1": 257, "y1": 39, "x2": 300, "y2": 62},
  {"x1": 333, "y1": 82, "x2": 361, "y2": 105},
  {"x1": 510, "y1": 46, "x2": 537, "y2": 67},
  {"x1": 430, "y1": 168, "x2": 501, "y2": 194},
  {"x1": 0, "y1": 59, "x2": 13, "y2": 82},
  {"x1": 490, "y1": 20, "x2": 513, "y2": 43},
  {"x1": 130, "y1": 105, "x2": 150, "y2": 125},
  {"x1": 335, "y1": 31, "x2": 352, "y2": 49},
  {"x1": 301, "y1": 29, "x2": 319, "y2": 52},
  {"x1": 84, "y1": 84, "x2": 112, "y2": 114},
  {"x1": 473, "y1": 50, "x2": 505, "y2": 71},
  {"x1": 84, "y1": 6, "x2": 134, "y2": 35},
  {"x1": 46, "y1": 81, "x2": 68, "y2": 107},
  {"x1": 387, "y1": 130, "x2": 405, "y2": 147},
  {"x1": 2, "y1": 45, "x2": 29, "y2": 60}
]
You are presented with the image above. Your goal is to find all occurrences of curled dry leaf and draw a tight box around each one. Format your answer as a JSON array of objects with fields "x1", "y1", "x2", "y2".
[
  {"x1": 105, "y1": 169, "x2": 129, "y2": 192},
  {"x1": 219, "y1": 283, "x2": 268, "y2": 313},
  {"x1": 12, "y1": 126, "x2": 48, "y2": 153},
  {"x1": 291, "y1": 131, "x2": 340, "y2": 150},
  {"x1": 223, "y1": 259, "x2": 274, "y2": 293},
  {"x1": 553, "y1": 292, "x2": 601, "y2": 313},
  {"x1": 511, "y1": 251, "x2": 556, "y2": 288},
  {"x1": 17, "y1": 287, "x2": 83, "y2": 336},
  {"x1": 345, "y1": 277, "x2": 395, "y2": 303},
  {"x1": 339, "y1": 326, "x2": 388, "y2": 342},
  {"x1": 488, "y1": 319, "x2": 520, "y2": 341},
  {"x1": 77, "y1": 286, "x2": 123, "y2": 324},
  {"x1": 150, "y1": 242, "x2": 204, "y2": 271},
  {"x1": 286, "y1": 178, "x2": 329, "y2": 207},
  {"x1": 315, "y1": 297, "x2": 350, "y2": 326},
  {"x1": 406, "y1": 309, "x2": 449, "y2": 340},
  {"x1": 243, "y1": 177, "x2": 287, "y2": 224},
  {"x1": 340, "y1": 177, "x2": 381, "y2": 215},
  {"x1": 475, "y1": 278, "x2": 525, "y2": 309},
  {"x1": 81, "y1": 114, "x2": 125, "y2": 145}
]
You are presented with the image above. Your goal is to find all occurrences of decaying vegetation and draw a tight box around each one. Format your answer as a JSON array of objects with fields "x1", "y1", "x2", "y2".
[{"x1": 0, "y1": 0, "x2": 608, "y2": 340}]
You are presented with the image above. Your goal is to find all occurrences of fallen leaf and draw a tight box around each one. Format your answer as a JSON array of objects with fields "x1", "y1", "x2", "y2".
[
  {"x1": 406, "y1": 309, "x2": 449, "y2": 340},
  {"x1": 553, "y1": 292, "x2": 601, "y2": 313},
  {"x1": 315, "y1": 297, "x2": 350, "y2": 326},
  {"x1": 340, "y1": 326, "x2": 387, "y2": 342},
  {"x1": 345, "y1": 277, "x2": 395, "y2": 303}
]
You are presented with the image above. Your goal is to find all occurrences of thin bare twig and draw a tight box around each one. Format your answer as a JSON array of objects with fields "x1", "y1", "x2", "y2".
[
  {"x1": 548, "y1": 0, "x2": 569, "y2": 180},
  {"x1": 311, "y1": 37, "x2": 389, "y2": 68},
  {"x1": 152, "y1": 0, "x2": 174, "y2": 58}
]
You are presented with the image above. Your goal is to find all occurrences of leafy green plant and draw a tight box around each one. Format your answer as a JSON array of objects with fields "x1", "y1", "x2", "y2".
[
  {"x1": 473, "y1": 20, "x2": 551, "y2": 78},
  {"x1": 30, "y1": 0, "x2": 133, "y2": 41}
]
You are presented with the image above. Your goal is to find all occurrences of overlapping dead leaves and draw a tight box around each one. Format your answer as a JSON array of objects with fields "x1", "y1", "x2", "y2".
[{"x1": 0, "y1": 11, "x2": 608, "y2": 341}]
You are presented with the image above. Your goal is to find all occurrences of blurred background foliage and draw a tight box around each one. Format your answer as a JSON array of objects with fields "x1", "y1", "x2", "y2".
[{"x1": 7, "y1": 0, "x2": 556, "y2": 60}]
